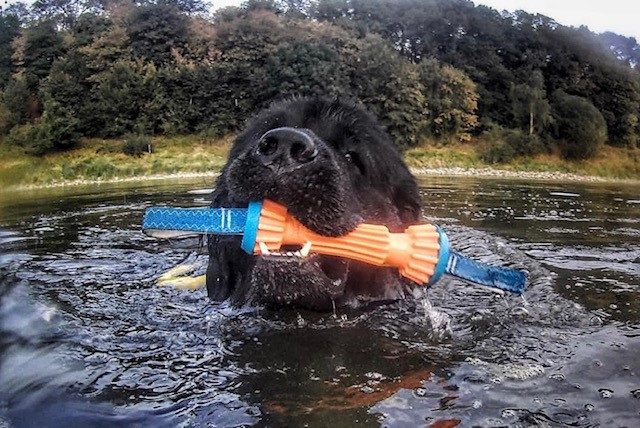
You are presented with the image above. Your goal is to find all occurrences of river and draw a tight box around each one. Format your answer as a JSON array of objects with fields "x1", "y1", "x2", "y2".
[{"x1": 1, "y1": 176, "x2": 639, "y2": 427}]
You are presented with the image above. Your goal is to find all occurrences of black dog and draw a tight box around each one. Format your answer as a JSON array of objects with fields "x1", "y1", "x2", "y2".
[{"x1": 206, "y1": 97, "x2": 423, "y2": 310}]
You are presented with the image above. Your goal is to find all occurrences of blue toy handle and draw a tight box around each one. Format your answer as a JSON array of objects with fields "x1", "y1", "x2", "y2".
[
  {"x1": 445, "y1": 251, "x2": 527, "y2": 294},
  {"x1": 143, "y1": 206, "x2": 250, "y2": 234}
]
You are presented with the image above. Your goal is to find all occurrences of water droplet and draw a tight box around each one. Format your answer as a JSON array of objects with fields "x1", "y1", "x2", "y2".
[
  {"x1": 631, "y1": 389, "x2": 640, "y2": 399},
  {"x1": 598, "y1": 388, "x2": 614, "y2": 398},
  {"x1": 365, "y1": 372, "x2": 384, "y2": 381},
  {"x1": 589, "y1": 316, "x2": 603, "y2": 326},
  {"x1": 360, "y1": 386, "x2": 375, "y2": 394},
  {"x1": 584, "y1": 404, "x2": 595, "y2": 411},
  {"x1": 549, "y1": 373, "x2": 565, "y2": 381},
  {"x1": 501, "y1": 409, "x2": 517, "y2": 418},
  {"x1": 414, "y1": 388, "x2": 427, "y2": 397},
  {"x1": 472, "y1": 400, "x2": 482, "y2": 409},
  {"x1": 553, "y1": 398, "x2": 566, "y2": 406}
]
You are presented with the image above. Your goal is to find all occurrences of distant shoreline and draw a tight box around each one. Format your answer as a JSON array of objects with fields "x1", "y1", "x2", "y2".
[
  {"x1": 4, "y1": 166, "x2": 635, "y2": 192},
  {"x1": 410, "y1": 167, "x2": 616, "y2": 183}
]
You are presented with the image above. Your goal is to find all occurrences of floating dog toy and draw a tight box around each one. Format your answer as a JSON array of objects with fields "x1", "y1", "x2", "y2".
[{"x1": 143, "y1": 200, "x2": 527, "y2": 294}]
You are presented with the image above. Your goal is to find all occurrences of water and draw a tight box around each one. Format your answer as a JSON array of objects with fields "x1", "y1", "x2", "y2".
[{"x1": 1, "y1": 176, "x2": 639, "y2": 427}]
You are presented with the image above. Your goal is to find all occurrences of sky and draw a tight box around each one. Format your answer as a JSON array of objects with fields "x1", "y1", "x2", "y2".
[
  {"x1": 211, "y1": 0, "x2": 640, "y2": 41},
  {"x1": 474, "y1": 0, "x2": 640, "y2": 40},
  {"x1": 3, "y1": 0, "x2": 639, "y2": 41}
]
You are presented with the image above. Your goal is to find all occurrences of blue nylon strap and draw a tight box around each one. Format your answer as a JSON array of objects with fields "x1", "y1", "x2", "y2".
[
  {"x1": 142, "y1": 207, "x2": 249, "y2": 234},
  {"x1": 445, "y1": 251, "x2": 527, "y2": 294}
]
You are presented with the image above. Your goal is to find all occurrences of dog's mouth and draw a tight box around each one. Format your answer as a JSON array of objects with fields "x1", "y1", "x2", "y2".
[
  {"x1": 256, "y1": 243, "x2": 310, "y2": 258},
  {"x1": 250, "y1": 237, "x2": 352, "y2": 310}
]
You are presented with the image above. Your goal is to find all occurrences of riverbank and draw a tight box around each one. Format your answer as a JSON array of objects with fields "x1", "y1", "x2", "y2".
[{"x1": 1, "y1": 135, "x2": 638, "y2": 190}]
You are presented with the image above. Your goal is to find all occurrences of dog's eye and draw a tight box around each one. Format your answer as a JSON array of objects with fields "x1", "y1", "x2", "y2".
[{"x1": 344, "y1": 151, "x2": 365, "y2": 174}]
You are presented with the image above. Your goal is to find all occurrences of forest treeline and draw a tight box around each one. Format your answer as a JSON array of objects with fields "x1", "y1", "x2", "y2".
[{"x1": 1, "y1": 0, "x2": 639, "y2": 161}]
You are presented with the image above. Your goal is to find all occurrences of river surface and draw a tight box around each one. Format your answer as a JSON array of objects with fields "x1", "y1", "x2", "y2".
[{"x1": 0, "y1": 176, "x2": 639, "y2": 427}]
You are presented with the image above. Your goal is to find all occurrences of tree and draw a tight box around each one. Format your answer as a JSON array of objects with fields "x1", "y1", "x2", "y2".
[
  {"x1": 349, "y1": 35, "x2": 428, "y2": 147},
  {"x1": 13, "y1": 20, "x2": 65, "y2": 91},
  {"x1": 0, "y1": 7, "x2": 23, "y2": 90},
  {"x1": 598, "y1": 31, "x2": 640, "y2": 70},
  {"x1": 85, "y1": 60, "x2": 155, "y2": 137},
  {"x1": 510, "y1": 70, "x2": 551, "y2": 136},
  {"x1": 263, "y1": 37, "x2": 348, "y2": 99},
  {"x1": 127, "y1": 3, "x2": 189, "y2": 66},
  {"x1": 41, "y1": 52, "x2": 92, "y2": 134},
  {"x1": 31, "y1": 0, "x2": 103, "y2": 30},
  {"x1": 551, "y1": 91, "x2": 607, "y2": 160},
  {"x1": 418, "y1": 57, "x2": 479, "y2": 141},
  {"x1": 2, "y1": 78, "x2": 32, "y2": 129}
]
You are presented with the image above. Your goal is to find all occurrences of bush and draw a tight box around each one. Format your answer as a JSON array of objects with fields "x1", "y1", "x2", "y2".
[
  {"x1": 480, "y1": 139, "x2": 517, "y2": 164},
  {"x1": 504, "y1": 129, "x2": 547, "y2": 157},
  {"x1": 479, "y1": 128, "x2": 547, "y2": 164},
  {"x1": 551, "y1": 91, "x2": 607, "y2": 160},
  {"x1": 84, "y1": 158, "x2": 117, "y2": 178},
  {"x1": 6, "y1": 122, "x2": 53, "y2": 156},
  {"x1": 122, "y1": 134, "x2": 153, "y2": 156}
]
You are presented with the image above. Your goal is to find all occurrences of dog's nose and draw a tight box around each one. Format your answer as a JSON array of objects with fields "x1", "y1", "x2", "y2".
[{"x1": 255, "y1": 127, "x2": 317, "y2": 169}]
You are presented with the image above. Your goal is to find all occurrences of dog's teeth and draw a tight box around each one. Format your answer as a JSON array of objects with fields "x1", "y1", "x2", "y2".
[
  {"x1": 259, "y1": 242, "x2": 270, "y2": 256},
  {"x1": 293, "y1": 250, "x2": 302, "y2": 257},
  {"x1": 300, "y1": 241, "x2": 312, "y2": 257},
  {"x1": 286, "y1": 251, "x2": 294, "y2": 257}
]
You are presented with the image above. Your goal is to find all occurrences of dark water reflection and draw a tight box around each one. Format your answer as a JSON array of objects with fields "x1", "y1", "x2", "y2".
[{"x1": 1, "y1": 177, "x2": 639, "y2": 427}]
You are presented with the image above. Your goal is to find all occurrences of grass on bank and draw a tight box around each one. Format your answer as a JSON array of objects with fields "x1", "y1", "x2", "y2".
[
  {"x1": 1, "y1": 135, "x2": 639, "y2": 188},
  {"x1": 0, "y1": 135, "x2": 231, "y2": 187},
  {"x1": 404, "y1": 140, "x2": 640, "y2": 180}
]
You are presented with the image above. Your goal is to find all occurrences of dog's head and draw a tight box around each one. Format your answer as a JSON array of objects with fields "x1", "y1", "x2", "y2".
[{"x1": 207, "y1": 97, "x2": 422, "y2": 310}]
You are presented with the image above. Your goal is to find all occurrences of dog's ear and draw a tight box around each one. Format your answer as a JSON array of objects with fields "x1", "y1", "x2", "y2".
[
  {"x1": 206, "y1": 236, "x2": 232, "y2": 301},
  {"x1": 207, "y1": 234, "x2": 253, "y2": 302}
]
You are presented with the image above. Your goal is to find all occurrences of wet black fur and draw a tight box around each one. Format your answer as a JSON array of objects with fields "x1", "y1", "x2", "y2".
[{"x1": 206, "y1": 97, "x2": 423, "y2": 311}]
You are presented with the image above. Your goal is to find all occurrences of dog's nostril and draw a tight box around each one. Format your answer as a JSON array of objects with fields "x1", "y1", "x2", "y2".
[
  {"x1": 255, "y1": 127, "x2": 317, "y2": 168},
  {"x1": 257, "y1": 136, "x2": 278, "y2": 157},
  {"x1": 290, "y1": 141, "x2": 317, "y2": 163}
]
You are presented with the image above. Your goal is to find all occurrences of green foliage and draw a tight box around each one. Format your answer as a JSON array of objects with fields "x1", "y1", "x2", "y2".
[
  {"x1": 6, "y1": 123, "x2": 53, "y2": 156},
  {"x1": 265, "y1": 39, "x2": 346, "y2": 98},
  {"x1": 41, "y1": 53, "x2": 91, "y2": 127},
  {"x1": 480, "y1": 139, "x2": 517, "y2": 164},
  {"x1": 0, "y1": 101, "x2": 8, "y2": 133},
  {"x1": 68, "y1": 157, "x2": 117, "y2": 178},
  {"x1": 418, "y1": 58, "x2": 479, "y2": 141},
  {"x1": 479, "y1": 128, "x2": 547, "y2": 164},
  {"x1": 7, "y1": 99, "x2": 81, "y2": 155},
  {"x1": 2, "y1": 78, "x2": 32, "y2": 130},
  {"x1": 509, "y1": 70, "x2": 551, "y2": 136},
  {"x1": 40, "y1": 97, "x2": 82, "y2": 151},
  {"x1": 86, "y1": 60, "x2": 155, "y2": 137},
  {"x1": 32, "y1": 0, "x2": 103, "y2": 30},
  {"x1": 0, "y1": 0, "x2": 639, "y2": 160},
  {"x1": 122, "y1": 134, "x2": 153, "y2": 157},
  {"x1": 551, "y1": 91, "x2": 607, "y2": 160},
  {"x1": 0, "y1": 11, "x2": 23, "y2": 90},
  {"x1": 127, "y1": 4, "x2": 189, "y2": 66},
  {"x1": 349, "y1": 35, "x2": 428, "y2": 147},
  {"x1": 17, "y1": 20, "x2": 66, "y2": 90}
]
